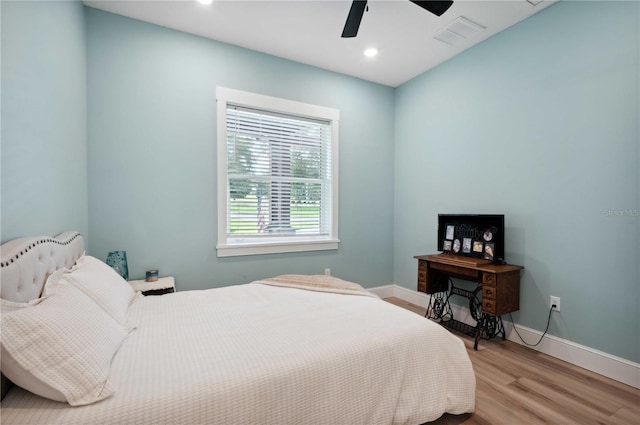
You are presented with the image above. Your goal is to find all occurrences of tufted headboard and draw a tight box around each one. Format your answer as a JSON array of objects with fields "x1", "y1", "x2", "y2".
[
  {"x1": 0, "y1": 231, "x2": 85, "y2": 303},
  {"x1": 0, "y1": 231, "x2": 85, "y2": 399}
]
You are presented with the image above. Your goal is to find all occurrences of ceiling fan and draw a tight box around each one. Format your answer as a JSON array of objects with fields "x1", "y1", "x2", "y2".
[{"x1": 341, "y1": 0, "x2": 454, "y2": 38}]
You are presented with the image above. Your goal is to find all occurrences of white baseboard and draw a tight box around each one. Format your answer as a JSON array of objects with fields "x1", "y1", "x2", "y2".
[
  {"x1": 369, "y1": 284, "x2": 640, "y2": 389},
  {"x1": 369, "y1": 284, "x2": 395, "y2": 299}
]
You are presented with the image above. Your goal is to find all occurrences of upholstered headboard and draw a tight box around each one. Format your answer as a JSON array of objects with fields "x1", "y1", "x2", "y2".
[
  {"x1": 0, "y1": 231, "x2": 84, "y2": 303},
  {"x1": 0, "y1": 231, "x2": 85, "y2": 399}
]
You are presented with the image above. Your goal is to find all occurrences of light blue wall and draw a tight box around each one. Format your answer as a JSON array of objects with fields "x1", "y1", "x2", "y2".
[
  {"x1": 2, "y1": 0, "x2": 637, "y2": 365},
  {"x1": 393, "y1": 1, "x2": 639, "y2": 362},
  {"x1": 1, "y1": 0, "x2": 88, "y2": 243},
  {"x1": 85, "y1": 8, "x2": 395, "y2": 289}
]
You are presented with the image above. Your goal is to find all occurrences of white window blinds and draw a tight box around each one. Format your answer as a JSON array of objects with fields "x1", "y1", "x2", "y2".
[{"x1": 225, "y1": 105, "x2": 333, "y2": 240}]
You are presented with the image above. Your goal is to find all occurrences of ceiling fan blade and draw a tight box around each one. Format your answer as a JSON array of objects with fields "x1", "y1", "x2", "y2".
[
  {"x1": 341, "y1": 0, "x2": 368, "y2": 38},
  {"x1": 409, "y1": 1, "x2": 453, "y2": 16}
]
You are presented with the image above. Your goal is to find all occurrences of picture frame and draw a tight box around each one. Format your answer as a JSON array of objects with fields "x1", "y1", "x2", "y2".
[
  {"x1": 437, "y1": 216, "x2": 503, "y2": 263},
  {"x1": 452, "y1": 238, "x2": 461, "y2": 253},
  {"x1": 445, "y1": 225, "x2": 455, "y2": 240},
  {"x1": 484, "y1": 242, "x2": 495, "y2": 260},
  {"x1": 442, "y1": 240, "x2": 452, "y2": 252},
  {"x1": 462, "y1": 238, "x2": 472, "y2": 254}
]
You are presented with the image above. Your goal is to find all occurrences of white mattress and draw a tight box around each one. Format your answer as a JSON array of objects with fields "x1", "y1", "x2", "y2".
[{"x1": 1, "y1": 283, "x2": 475, "y2": 424}]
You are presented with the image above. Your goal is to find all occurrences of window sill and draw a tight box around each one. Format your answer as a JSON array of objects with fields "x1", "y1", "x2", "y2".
[{"x1": 216, "y1": 239, "x2": 339, "y2": 257}]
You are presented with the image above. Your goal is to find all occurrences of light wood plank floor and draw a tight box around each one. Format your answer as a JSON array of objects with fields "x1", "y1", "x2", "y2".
[{"x1": 384, "y1": 297, "x2": 640, "y2": 425}]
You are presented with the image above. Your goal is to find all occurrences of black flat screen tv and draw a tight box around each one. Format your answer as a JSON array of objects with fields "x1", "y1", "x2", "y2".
[{"x1": 437, "y1": 214, "x2": 505, "y2": 263}]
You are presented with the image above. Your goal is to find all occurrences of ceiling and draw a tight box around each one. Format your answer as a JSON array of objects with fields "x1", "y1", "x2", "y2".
[{"x1": 83, "y1": 0, "x2": 557, "y2": 87}]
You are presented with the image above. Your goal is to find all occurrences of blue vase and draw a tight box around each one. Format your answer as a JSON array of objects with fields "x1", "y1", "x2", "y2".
[{"x1": 106, "y1": 251, "x2": 129, "y2": 280}]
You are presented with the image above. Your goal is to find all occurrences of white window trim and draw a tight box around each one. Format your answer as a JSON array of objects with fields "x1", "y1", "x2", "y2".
[{"x1": 216, "y1": 87, "x2": 340, "y2": 257}]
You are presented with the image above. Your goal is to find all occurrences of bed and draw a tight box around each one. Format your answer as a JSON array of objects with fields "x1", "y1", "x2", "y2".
[{"x1": 0, "y1": 232, "x2": 475, "y2": 424}]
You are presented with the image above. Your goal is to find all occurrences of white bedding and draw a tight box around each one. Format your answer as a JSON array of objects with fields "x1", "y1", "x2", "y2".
[{"x1": 1, "y1": 283, "x2": 475, "y2": 425}]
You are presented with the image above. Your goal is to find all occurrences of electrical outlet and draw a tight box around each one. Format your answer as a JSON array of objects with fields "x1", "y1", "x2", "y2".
[
  {"x1": 550, "y1": 296, "x2": 560, "y2": 312},
  {"x1": 324, "y1": 268, "x2": 331, "y2": 276}
]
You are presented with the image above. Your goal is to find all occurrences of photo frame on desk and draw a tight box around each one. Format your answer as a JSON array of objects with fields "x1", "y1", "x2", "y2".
[
  {"x1": 484, "y1": 243, "x2": 495, "y2": 261},
  {"x1": 437, "y1": 214, "x2": 505, "y2": 263},
  {"x1": 452, "y1": 239, "x2": 461, "y2": 253},
  {"x1": 462, "y1": 238, "x2": 472, "y2": 254},
  {"x1": 445, "y1": 225, "x2": 455, "y2": 240},
  {"x1": 442, "y1": 240, "x2": 452, "y2": 252}
]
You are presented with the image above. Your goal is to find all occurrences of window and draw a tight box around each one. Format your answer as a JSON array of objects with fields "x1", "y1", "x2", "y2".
[{"x1": 216, "y1": 88, "x2": 339, "y2": 257}]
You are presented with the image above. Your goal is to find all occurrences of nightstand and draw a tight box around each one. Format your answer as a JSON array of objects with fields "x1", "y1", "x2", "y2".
[{"x1": 129, "y1": 276, "x2": 176, "y2": 296}]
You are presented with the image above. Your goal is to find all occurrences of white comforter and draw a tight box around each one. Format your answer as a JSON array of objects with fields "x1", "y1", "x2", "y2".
[{"x1": 1, "y1": 283, "x2": 475, "y2": 424}]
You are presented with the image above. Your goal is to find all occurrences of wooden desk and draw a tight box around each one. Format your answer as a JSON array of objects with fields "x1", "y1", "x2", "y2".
[{"x1": 414, "y1": 254, "x2": 523, "y2": 348}]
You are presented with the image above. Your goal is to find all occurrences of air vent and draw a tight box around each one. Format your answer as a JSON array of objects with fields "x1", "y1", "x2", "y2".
[
  {"x1": 434, "y1": 17, "x2": 486, "y2": 46},
  {"x1": 434, "y1": 30, "x2": 464, "y2": 46}
]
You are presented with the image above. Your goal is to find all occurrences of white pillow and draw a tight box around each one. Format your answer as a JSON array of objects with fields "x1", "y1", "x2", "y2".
[
  {"x1": 0, "y1": 297, "x2": 44, "y2": 314},
  {"x1": 0, "y1": 280, "x2": 129, "y2": 406},
  {"x1": 49, "y1": 255, "x2": 136, "y2": 325},
  {"x1": 0, "y1": 298, "x2": 59, "y2": 401}
]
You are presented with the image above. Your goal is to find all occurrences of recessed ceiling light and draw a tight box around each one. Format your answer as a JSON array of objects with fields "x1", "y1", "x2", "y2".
[
  {"x1": 196, "y1": 0, "x2": 213, "y2": 5},
  {"x1": 364, "y1": 48, "x2": 378, "y2": 58}
]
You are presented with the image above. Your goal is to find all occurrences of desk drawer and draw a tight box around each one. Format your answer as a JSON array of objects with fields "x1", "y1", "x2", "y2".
[
  {"x1": 417, "y1": 272, "x2": 427, "y2": 293},
  {"x1": 419, "y1": 260, "x2": 427, "y2": 272},
  {"x1": 483, "y1": 299, "x2": 497, "y2": 315},
  {"x1": 482, "y1": 286, "x2": 496, "y2": 300},
  {"x1": 417, "y1": 262, "x2": 427, "y2": 293},
  {"x1": 482, "y1": 273, "x2": 496, "y2": 285},
  {"x1": 418, "y1": 271, "x2": 427, "y2": 282},
  {"x1": 431, "y1": 262, "x2": 479, "y2": 279}
]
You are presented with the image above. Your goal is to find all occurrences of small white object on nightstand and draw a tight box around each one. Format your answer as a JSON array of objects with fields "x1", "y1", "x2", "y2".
[{"x1": 128, "y1": 276, "x2": 175, "y2": 295}]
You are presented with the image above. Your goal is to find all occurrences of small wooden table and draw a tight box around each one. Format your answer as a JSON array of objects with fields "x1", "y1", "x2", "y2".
[
  {"x1": 129, "y1": 276, "x2": 176, "y2": 296},
  {"x1": 414, "y1": 254, "x2": 523, "y2": 349}
]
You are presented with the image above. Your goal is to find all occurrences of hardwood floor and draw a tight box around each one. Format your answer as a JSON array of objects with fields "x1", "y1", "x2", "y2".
[{"x1": 384, "y1": 297, "x2": 640, "y2": 425}]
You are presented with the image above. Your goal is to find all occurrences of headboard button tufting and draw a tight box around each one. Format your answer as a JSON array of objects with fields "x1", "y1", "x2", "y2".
[{"x1": 1, "y1": 232, "x2": 84, "y2": 303}]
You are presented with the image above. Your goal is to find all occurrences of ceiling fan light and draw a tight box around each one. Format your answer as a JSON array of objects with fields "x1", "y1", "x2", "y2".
[{"x1": 364, "y1": 48, "x2": 378, "y2": 57}]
